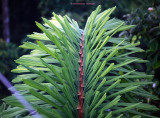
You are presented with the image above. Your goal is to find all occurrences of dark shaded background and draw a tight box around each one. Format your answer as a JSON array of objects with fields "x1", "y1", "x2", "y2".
[{"x1": 0, "y1": 0, "x2": 151, "y2": 45}]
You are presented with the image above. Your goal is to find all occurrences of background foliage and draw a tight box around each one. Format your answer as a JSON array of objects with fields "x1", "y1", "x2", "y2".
[{"x1": 120, "y1": 0, "x2": 160, "y2": 111}]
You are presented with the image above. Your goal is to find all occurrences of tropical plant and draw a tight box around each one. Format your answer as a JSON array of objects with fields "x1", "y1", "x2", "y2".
[{"x1": 0, "y1": 6, "x2": 159, "y2": 118}]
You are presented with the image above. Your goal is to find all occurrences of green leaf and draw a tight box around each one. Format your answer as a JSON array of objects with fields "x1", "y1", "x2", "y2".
[
  {"x1": 23, "y1": 79, "x2": 45, "y2": 91},
  {"x1": 105, "y1": 112, "x2": 112, "y2": 118},
  {"x1": 112, "y1": 103, "x2": 141, "y2": 114},
  {"x1": 107, "y1": 86, "x2": 139, "y2": 99},
  {"x1": 37, "y1": 40, "x2": 57, "y2": 59},
  {"x1": 100, "y1": 95, "x2": 121, "y2": 113},
  {"x1": 29, "y1": 89, "x2": 61, "y2": 110}
]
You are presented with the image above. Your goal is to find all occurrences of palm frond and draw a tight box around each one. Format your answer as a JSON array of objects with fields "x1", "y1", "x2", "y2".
[{"x1": 0, "y1": 5, "x2": 159, "y2": 118}]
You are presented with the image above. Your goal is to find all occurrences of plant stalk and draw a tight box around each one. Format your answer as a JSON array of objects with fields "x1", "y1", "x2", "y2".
[{"x1": 78, "y1": 32, "x2": 84, "y2": 118}]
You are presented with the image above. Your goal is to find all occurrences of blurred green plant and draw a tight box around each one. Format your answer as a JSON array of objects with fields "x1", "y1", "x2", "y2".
[
  {"x1": 123, "y1": 6, "x2": 160, "y2": 71},
  {"x1": 119, "y1": 1, "x2": 160, "y2": 116},
  {"x1": 0, "y1": 39, "x2": 19, "y2": 77}
]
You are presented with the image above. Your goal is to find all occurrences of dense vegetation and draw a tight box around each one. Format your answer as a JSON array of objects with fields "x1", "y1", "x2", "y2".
[
  {"x1": 0, "y1": 6, "x2": 159, "y2": 118},
  {"x1": 0, "y1": 0, "x2": 160, "y2": 117}
]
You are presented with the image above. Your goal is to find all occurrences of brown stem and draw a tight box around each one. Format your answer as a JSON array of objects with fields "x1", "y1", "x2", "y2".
[{"x1": 78, "y1": 32, "x2": 84, "y2": 118}]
